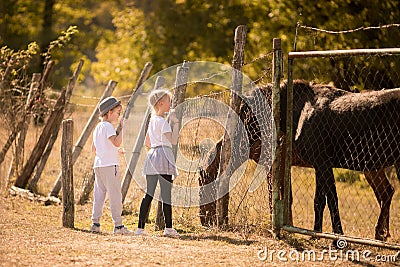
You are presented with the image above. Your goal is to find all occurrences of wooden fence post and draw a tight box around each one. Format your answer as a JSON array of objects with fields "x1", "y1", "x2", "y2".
[
  {"x1": 29, "y1": 120, "x2": 62, "y2": 193},
  {"x1": 271, "y1": 38, "x2": 284, "y2": 237},
  {"x1": 154, "y1": 61, "x2": 189, "y2": 230},
  {"x1": 216, "y1": 25, "x2": 247, "y2": 227},
  {"x1": 9, "y1": 61, "x2": 55, "y2": 179},
  {"x1": 7, "y1": 73, "x2": 41, "y2": 180},
  {"x1": 50, "y1": 80, "x2": 118, "y2": 197},
  {"x1": 77, "y1": 170, "x2": 95, "y2": 205},
  {"x1": 0, "y1": 73, "x2": 42, "y2": 166},
  {"x1": 14, "y1": 60, "x2": 83, "y2": 189},
  {"x1": 116, "y1": 62, "x2": 153, "y2": 135},
  {"x1": 62, "y1": 119, "x2": 74, "y2": 228},
  {"x1": 116, "y1": 62, "x2": 153, "y2": 201}
]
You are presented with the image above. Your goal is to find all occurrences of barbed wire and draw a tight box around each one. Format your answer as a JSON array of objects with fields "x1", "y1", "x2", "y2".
[
  {"x1": 297, "y1": 22, "x2": 400, "y2": 34},
  {"x1": 294, "y1": 22, "x2": 400, "y2": 52},
  {"x1": 243, "y1": 52, "x2": 273, "y2": 66},
  {"x1": 186, "y1": 69, "x2": 230, "y2": 88},
  {"x1": 42, "y1": 50, "x2": 273, "y2": 106}
]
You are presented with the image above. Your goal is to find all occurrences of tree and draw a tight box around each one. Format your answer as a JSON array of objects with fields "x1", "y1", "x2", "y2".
[
  {"x1": 91, "y1": 7, "x2": 151, "y2": 94},
  {"x1": 2, "y1": 0, "x2": 400, "y2": 94}
]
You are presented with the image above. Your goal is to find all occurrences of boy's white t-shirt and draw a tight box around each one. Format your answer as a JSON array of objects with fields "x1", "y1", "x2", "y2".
[
  {"x1": 148, "y1": 115, "x2": 172, "y2": 148},
  {"x1": 93, "y1": 121, "x2": 119, "y2": 167}
]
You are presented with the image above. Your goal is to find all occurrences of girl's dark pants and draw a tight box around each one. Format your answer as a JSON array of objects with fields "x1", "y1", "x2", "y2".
[{"x1": 138, "y1": 174, "x2": 173, "y2": 229}]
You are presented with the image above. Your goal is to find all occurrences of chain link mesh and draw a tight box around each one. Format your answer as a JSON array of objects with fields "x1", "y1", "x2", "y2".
[{"x1": 289, "y1": 54, "x2": 400, "y2": 243}]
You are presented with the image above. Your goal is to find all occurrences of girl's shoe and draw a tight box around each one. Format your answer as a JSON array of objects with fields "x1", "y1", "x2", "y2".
[
  {"x1": 135, "y1": 228, "x2": 147, "y2": 235},
  {"x1": 163, "y1": 228, "x2": 180, "y2": 237}
]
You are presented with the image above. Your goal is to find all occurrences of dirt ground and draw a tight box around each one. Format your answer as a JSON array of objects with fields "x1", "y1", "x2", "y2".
[{"x1": 0, "y1": 194, "x2": 399, "y2": 267}]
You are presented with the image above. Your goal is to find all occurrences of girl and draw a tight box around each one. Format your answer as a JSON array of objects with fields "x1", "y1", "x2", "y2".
[
  {"x1": 135, "y1": 89, "x2": 180, "y2": 237},
  {"x1": 90, "y1": 96, "x2": 132, "y2": 235}
]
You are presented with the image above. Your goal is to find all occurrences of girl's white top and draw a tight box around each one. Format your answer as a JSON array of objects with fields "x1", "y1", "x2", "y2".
[
  {"x1": 93, "y1": 121, "x2": 119, "y2": 167},
  {"x1": 148, "y1": 115, "x2": 172, "y2": 148}
]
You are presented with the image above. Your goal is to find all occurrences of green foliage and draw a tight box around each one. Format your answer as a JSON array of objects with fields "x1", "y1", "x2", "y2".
[
  {"x1": 0, "y1": 42, "x2": 40, "y2": 91},
  {"x1": 1, "y1": 0, "x2": 400, "y2": 95},
  {"x1": 0, "y1": 0, "x2": 43, "y2": 49},
  {"x1": 0, "y1": 42, "x2": 40, "y2": 129},
  {"x1": 41, "y1": 25, "x2": 79, "y2": 66},
  {"x1": 91, "y1": 7, "x2": 150, "y2": 94}
]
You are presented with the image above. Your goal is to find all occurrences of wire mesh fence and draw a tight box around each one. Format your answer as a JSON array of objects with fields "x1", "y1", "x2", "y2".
[
  {"x1": 287, "y1": 51, "x2": 400, "y2": 245},
  {"x1": 116, "y1": 54, "x2": 276, "y2": 233}
]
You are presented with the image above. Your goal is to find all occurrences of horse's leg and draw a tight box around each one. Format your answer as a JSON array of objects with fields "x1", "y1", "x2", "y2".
[
  {"x1": 314, "y1": 166, "x2": 343, "y2": 234},
  {"x1": 313, "y1": 166, "x2": 328, "y2": 233},
  {"x1": 364, "y1": 169, "x2": 394, "y2": 241},
  {"x1": 324, "y1": 168, "x2": 343, "y2": 235}
]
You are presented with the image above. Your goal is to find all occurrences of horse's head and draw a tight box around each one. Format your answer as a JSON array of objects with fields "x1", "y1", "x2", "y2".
[{"x1": 198, "y1": 138, "x2": 223, "y2": 186}]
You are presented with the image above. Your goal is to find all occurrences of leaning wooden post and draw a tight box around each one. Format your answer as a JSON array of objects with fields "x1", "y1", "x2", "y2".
[
  {"x1": 0, "y1": 73, "x2": 41, "y2": 166},
  {"x1": 7, "y1": 73, "x2": 41, "y2": 180},
  {"x1": 271, "y1": 38, "x2": 284, "y2": 237},
  {"x1": 29, "y1": 120, "x2": 62, "y2": 193},
  {"x1": 14, "y1": 60, "x2": 83, "y2": 189},
  {"x1": 117, "y1": 62, "x2": 153, "y2": 200},
  {"x1": 29, "y1": 61, "x2": 78, "y2": 193},
  {"x1": 49, "y1": 80, "x2": 118, "y2": 197},
  {"x1": 121, "y1": 75, "x2": 164, "y2": 203},
  {"x1": 62, "y1": 119, "x2": 74, "y2": 228},
  {"x1": 116, "y1": 62, "x2": 153, "y2": 135},
  {"x1": 216, "y1": 25, "x2": 247, "y2": 227}
]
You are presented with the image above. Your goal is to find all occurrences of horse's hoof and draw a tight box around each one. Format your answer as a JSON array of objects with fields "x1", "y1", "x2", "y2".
[
  {"x1": 375, "y1": 233, "x2": 387, "y2": 242},
  {"x1": 375, "y1": 230, "x2": 388, "y2": 241}
]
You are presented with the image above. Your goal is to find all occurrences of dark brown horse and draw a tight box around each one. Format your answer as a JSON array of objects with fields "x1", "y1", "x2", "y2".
[{"x1": 199, "y1": 80, "x2": 400, "y2": 241}]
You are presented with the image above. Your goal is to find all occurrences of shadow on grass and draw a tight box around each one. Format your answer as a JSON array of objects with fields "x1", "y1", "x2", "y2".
[
  {"x1": 72, "y1": 227, "x2": 113, "y2": 236},
  {"x1": 179, "y1": 233, "x2": 256, "y2": 246}
]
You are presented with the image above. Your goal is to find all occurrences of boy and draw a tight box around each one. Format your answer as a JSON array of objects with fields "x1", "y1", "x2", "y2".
[{"x1": 90, "y1": 96, "x2": 131, "y2": 235}]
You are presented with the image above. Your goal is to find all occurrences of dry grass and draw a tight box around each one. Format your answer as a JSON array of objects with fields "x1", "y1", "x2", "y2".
[
  {"x1": 1, "y1": 195, "x2": 399, "y2": 267},
  {"x1": 1, "y1": 106, "x2": 400, "y2": 266}
]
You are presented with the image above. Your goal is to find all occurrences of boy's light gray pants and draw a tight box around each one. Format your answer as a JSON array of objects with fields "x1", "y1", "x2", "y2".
[{"x1": 91, "y1": 165, "x2": 123, "y2": 227}]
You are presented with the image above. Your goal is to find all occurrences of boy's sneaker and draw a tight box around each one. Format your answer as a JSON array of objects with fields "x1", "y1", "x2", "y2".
[
  {"x1": 113, "y1": 225, "x2": 132, "y2": 235},
  {"x1": 90, "y1": 224, "x2": 101, "y2": 233},
  {"x1": 135, "y1": 228, "x2": 147, "y2": 235},
  {"x1": 163, "y1": 228, "x2": 180, "y2": 237}
]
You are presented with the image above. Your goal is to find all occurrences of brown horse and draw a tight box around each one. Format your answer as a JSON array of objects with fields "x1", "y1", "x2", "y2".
[{"x1": 199, "y1": 80, "x2": 400, "y2": 241}]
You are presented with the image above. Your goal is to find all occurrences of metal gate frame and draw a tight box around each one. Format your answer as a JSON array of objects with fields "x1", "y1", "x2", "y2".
[{"x1": 272, "y1": 48, "x2": 400, "y2": 250}]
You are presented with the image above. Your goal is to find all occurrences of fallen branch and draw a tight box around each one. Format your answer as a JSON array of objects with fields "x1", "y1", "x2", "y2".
[{"x1": 9, "y1": 186, "x2": 61, "y2": 206}]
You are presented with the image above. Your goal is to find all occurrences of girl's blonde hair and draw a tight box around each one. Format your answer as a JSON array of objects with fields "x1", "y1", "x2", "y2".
[{"x1": 148, "y1": 89, "x2": 172, "y2": 111}]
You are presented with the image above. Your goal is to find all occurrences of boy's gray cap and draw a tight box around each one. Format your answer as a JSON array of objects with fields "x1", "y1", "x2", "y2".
[{"x1": 98, "y1": 96, "x2": 121, "y2": 116}]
